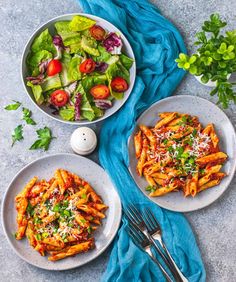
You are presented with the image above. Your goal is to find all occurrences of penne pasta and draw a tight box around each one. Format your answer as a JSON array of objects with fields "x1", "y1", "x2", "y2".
[
  {"x1": 196, "y1": 152, "x2": 227, "y2": 165},
  {"x1": 134, "y1": 131, "x2": 143, "y2": 159},
  {"x1": 135, "y1": 112, "x2": 227, "y2": 198},
  {"x1": 149, "y1": 184, "x2": 177, "y2": 197},
  {"x1": 48, "y1": 239, "x2": 94, "y2": 261},
  {"x1": 155, "y1": 112, "x2": 177, "y2": 129},
  {"x1": 15, "y1": 169, "x2": 107, "y2": 262}
]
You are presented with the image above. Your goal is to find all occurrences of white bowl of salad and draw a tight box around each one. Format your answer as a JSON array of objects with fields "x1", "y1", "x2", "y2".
[{"x1": 21, "y1": 14, "x2": 136, "y2": 124}]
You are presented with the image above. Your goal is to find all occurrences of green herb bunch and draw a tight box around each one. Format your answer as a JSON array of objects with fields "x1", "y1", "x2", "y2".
[{"x1": 175, "y1": 13, "x2": 236, "y2": 108}]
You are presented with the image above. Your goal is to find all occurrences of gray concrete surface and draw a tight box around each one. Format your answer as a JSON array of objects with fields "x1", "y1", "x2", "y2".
[{"x1": 0, "y1": 0, "x2": 235, "y2": 281}]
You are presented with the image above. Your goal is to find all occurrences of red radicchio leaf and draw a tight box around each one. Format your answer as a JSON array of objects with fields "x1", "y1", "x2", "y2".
[
  {"x1": 95, "y1": 62, "x2": 108, "y2": 73},
  {"x1": 75, "y1": 93, "x2": 82, "y2": 120},
  {"x1": 38, "y1": 59, "x2": 51, "y2": 74},
  {"x1": 53, "y1": 35, "x2": 70, "y2": 55},
  {"x1": 26, "y1": 73, "x2": 44, "y2": 85},
  {"x1": 94, "y1": 99, "x2": 112, "y2": 110},
  {"x1": 103, "y1": 32, "x2": 122, "y2": 52}
]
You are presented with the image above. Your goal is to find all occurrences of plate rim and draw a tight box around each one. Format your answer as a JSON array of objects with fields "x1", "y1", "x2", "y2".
[
  {"x1": 1, "y1": 153, "x2": 122, "y2": 270},
  {"x1": 21, "y1": 12, "x2": 136, "y2": 125},
  {"x1": 128, "y1": 95, "x2": 236, "y2": 212}
]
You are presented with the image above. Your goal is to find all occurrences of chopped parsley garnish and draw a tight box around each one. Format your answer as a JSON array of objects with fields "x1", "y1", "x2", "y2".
[
  {"x1": 35, "y1": 233, "x2": 41, "y2": 241},
  {"x1": 26, "y1": 202, "x2": 34, "y2": 217},
  {"x1": 53, "y1": 203, "x2": 60, "y2": 212},
  {"x1": 145, "y1": 186, "x2": 157, "y2": 193},
  {"x1": 87, "y1": 226, "x2": 92, "y2": 234},
  {"x1": 192, "y1": 128, "x2": 197, "y2": 137},
  {"x1": 199, "y1": 168, "x2": 205, "y2": 175},
  {"x1": 163, "y1": 139, "x2": 168, "y2": 145},
  {"x1": 63, "y1": 210, "x2": 71, "y2": 217}
]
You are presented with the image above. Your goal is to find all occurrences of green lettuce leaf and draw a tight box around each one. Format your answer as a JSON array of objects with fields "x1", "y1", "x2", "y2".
[
  {"x1": 81, "y1": 74, "x2": 107, "y2": 93},
  {"x1": 106, "y1": 55, "x2": 119, "y2": 65},
  {"x1": 27, "y1": 82, "x2": 44, "y2": 105},
  {"x1": 105, "y1": 62, "x2": 131, "y2": 100},
  {"x1": 41, "y1": 74, "x2": 62, "y2": 92},
  {"x1": 81, "y1": 36, "x2": 100, "y2": 56},
  {"x1": 31, "y1": 29, "x2": 55, "y2": 54},
  {"x1": 54, "y1": 21, "x2": 81, "y2": 46},
  {"x1": 92, "y1": 106, "x2": 104, "y2": 118},
  {"x1": 69, "y1": 16, "x2": 96, "y2": 32},
  {"x1": 59, "y1": 53, "x2": 80, "y2": 86},
  {"x1": 27, "y1": 50, "x2": 52, "y2": 72},
  {"x1": 93, "y1": 46, "x2": 111, "y2": 62},
  {"x1": 59, "y1": 106, "x2": 75, "y2": 121},
  {"x1": 106, "y1": 61, "x2": 130, "y2": 83},
  {"x1": 76, "y1": 83, "x2": 95, "y2": 121},
  {"x1": 68, "y1": 56, "x2": 82, "y2": 81},
  {"x1": 54, "y1": 21, "x2": 71, "y2": 33},
  {"x1": 69, "y1": 43, "x2": 85, "y2": 55},
  {"x1": 120, "y1": 54, "x2": 134, "y2": 70}
]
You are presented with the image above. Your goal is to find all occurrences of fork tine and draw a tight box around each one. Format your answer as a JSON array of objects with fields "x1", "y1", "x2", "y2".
[
  {"x1": 124, "y1": 208, "x2": 137, "y2": 226},
  {"x1": 145, "y1": 209, "x2": 157, "y2": 230},
  {"x1": 130, "y1": 204, "x2": 143, "y2": 220},
  {"x1": 146, "y1": 207, "x2": 160, "y2": 229},
  {"x1": 126, "y1": 206, "x2": 141, "y2": 224},
  {"x1": 128, "y1": 229, "x2": 140, "y2": 246},
  {"x1": 142, "y1": 209, "x2": 153, "y2": 231},
  {"x1": 128, "y1": 224, "x2": 142, "y2": 244}
]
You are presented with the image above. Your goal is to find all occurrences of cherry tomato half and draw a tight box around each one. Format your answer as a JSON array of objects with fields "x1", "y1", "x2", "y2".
[
  {"x1": 111, "y1": 77, "x2": 129, "y2": 93},
  {"x1": 79, "y1": 58, "x2": 96, "y2": 74},
  {"x1": 90, "y1": 85, "x2": 110, "y2": 99},
  {"x1": 50, "y1": 90, "x2": 69, "y2": 107},
  {"x1": 47, "y1": 59, "x2": 62, "y2": 76},
  {"x1": 89, "y1": 25, "x2": 106, "y2": 41}
]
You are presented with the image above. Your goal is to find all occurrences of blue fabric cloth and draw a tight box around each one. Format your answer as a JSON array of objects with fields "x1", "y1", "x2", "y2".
[{"x1": 77, "y1": 0, "x2": 206, "y2": 281}]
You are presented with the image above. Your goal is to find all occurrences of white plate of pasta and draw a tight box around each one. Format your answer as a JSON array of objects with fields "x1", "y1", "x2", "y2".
[
  {"x1": 1, "y1": 153, "x2": 121, "y2": 270},
  {"x1": 128, "y1": 95, "x2": 236, "y2": 212}
]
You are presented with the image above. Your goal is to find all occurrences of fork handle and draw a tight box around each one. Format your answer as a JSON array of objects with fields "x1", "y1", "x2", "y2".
[
  {"x1": 146, "y1": 247, "x2": 173, "y2": 282},
  {"x1": 161, "y1": 242, "x2": 188, "y2": 282},
  {"x1": 149, "y1": 236, "x2": 180, "y2": 281}
]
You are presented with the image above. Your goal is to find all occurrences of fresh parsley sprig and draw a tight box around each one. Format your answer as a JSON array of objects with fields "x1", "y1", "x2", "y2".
[
  {"x1": 30, "y1": 127, "x2": 55, "y2": 151},
  {"x1": 11, "y1": 125, "x2": 24, "y2": 146},
  {"x1": 5, "y1": 100, "x2": 54, "y2": 150},
  {"x1": 22, "y1": 108, "x2": 36, "y2": 125},
  {"x1": 4, "y1": 101, "x2": 21, "y2": 111}
]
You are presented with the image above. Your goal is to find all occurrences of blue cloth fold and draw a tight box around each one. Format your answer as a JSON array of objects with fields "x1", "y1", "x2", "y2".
[{"x1": 77, "y1": 0, "x2": 206, "y2": 281}]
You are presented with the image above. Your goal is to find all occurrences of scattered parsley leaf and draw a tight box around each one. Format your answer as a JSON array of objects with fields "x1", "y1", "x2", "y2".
[
  {"x1": 11, "y1": 125, "x2": 24, "y2": 146},
  {"x1": 22, "y1": 107, "x2": 36, "y2": 125},
  {"x1": 4, "y1": 100, "x2": 21, "y2": 111},
  {"x1": 29, "y1": 127, "x2": 55, "y2": 151}
]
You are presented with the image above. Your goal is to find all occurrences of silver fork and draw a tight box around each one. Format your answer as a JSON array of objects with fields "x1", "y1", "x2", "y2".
[
  {"x1": 143, "y1": 207, "x2": 188, "y2": 282},
  {"x1": 127, "y1": 222, "x2": 173, "y2": 282},
  {"x1": 124, "y1": 205, "x2": 179, "y2": 281}
]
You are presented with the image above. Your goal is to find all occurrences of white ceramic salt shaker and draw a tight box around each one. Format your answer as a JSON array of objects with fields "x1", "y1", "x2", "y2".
[{"x1": 70, "y1": 127, "x2": 97, "y2": 155}]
